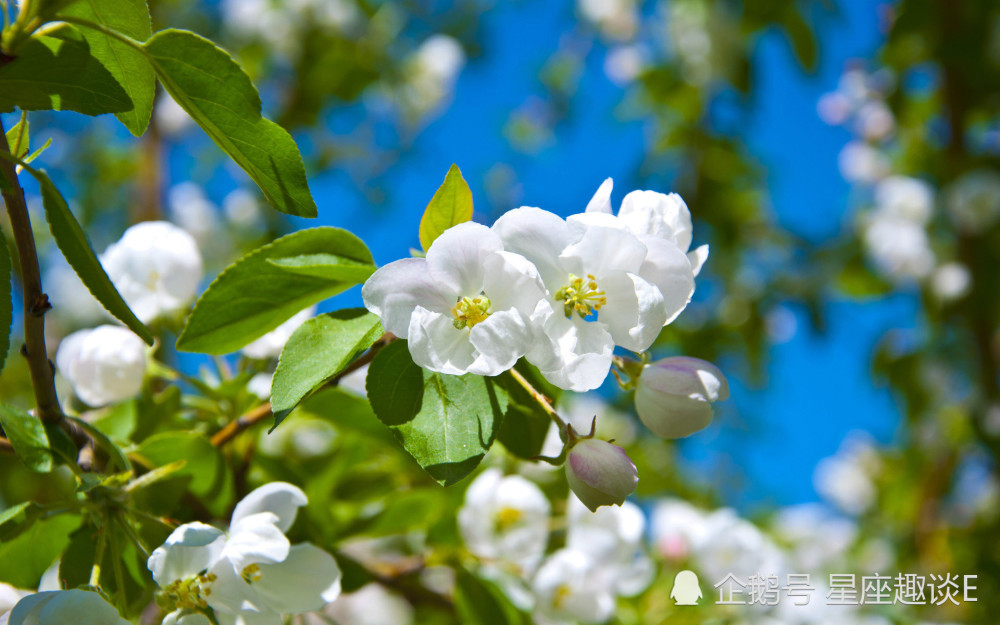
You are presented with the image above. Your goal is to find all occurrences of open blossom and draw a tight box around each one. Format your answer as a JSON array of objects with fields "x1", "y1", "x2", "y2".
[
  {"x1": 148, "y1": 482, "x2": 341, "y2": 625},
  {"x1": 3, "y1": 590, "x2": 128, "y2": 625},
  {"x1": 363, "y1": 222, "x2": 548, "y2": 376},
  {"x1": 494, "y1": 207, "x2": 670, "y2": 390},
  {"x1": 633, "y1": 356, "x2": 729, "y2": 439},
  {"x1": 532, "y1": 549, "x2": 615, "y2": 625},
  {"x1": 56, "y1": 325, "x2": 147, "y2": 406},
  {"x1": 565, "y1": 496, "x2": 653, "y2": 596},
  {"x1": 101, "y1": 221, "x2": 203, "y2": 323}
]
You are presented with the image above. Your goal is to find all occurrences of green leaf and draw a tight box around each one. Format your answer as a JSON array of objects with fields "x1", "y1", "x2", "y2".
[
  {"x1": 35, "y1": 169, "x2": 153, "y2": 344},
  {"x1": 270, "y1": 309, "x2": 382, "y2": 428},
  {"x1": 5, "y1": 118, "x2": 29, "y2": 159},
  {"x1": 0, "y1": 25, "x2": 132, "y2": 116},
  {"x1": 365, "y1": 341, "x2": 508, "y2": 486},
  {"x1": 455, "y1": 567, "x2": 529, "y2": 625},
  {"x1": 0, "y1": 512, "x2": 79, "y2": 588},
  {"x1": 782, "y1": 6, "x2": 817, "y2": 72},
  {"x1": 496, "y1": 362, "x2": 560, "y2": 459},
  {"x1": 135, "y1": 431, "x2": 232, "y2": 516},
  {"x1": 0, "y1": 501, "x2": 43, "y2": 542},
  {"x1": 176, "y1": 227, "x2": 375, "y2": 354},
  {"x1": 67, "y1": 415, "x2": 131, "y2": 473},
  {"x1": 60, "y1": 0, "x2": 155, "y2": 136},
  {"x1": 0, "y1": 402, "x2": 53, "y2": 472},
  {"x1": 0, "y1": 233, "x2": 10, "y2": 375},
  {"x1": 142, "y1": 29, "x2": 317, "y2": 217},
  {"x1": 419, "y1": 164, "x2": 473, "y2": 251}
]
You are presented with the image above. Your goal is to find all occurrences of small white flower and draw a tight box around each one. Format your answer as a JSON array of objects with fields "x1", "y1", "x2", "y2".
[
  {"x1": 863, "y1": 214, "x2": 935, "y2": 280},
  {"x1": 874, "y1": 176, "x2": 933, "y2": 224},
  {"x1": 633, "y1": 356, "x2": 729, "y2": 438},
  {"x1": 242, "y1": 307, "x2": 316, "y2": 360},
  {"x1": 773, "y1": 504, "x2": 857, "y2": 572},
  {"x1": 313, "y1": 583, "x2": 414, "y2": 625},
  {"x1": 363, "y1": 222, "x2": 548, "y2": 377},
  {"x1": 946, "y1": 168, "x2": 1000, "y2": 232},
  {"x1": 56, "y1": 325, "x2": 147, "y2": 406},
  {"x1": 650, "y1": 498, "x2": 709, "y2": 560},
  {"x1": 4, "y1": 590, "x2": 129, "y2": 625},
  {"x1": 838, "y1": 141, "x2": 889, "y2": 183},
  {"x1": 814, "y1": 433, "x2": 881, "y2": 516},
  {"x1": 566, "y1": 496, "x2": 653, "y2": 596},
  {"x1": 101, "y1": 221, "x2": 203, "y2": 323},
  {"x1": 931, "y1": 261, "x2": 972, "y2": 301},
  {"x1": 532, "y1": 549, "x2": 615, "y2": 625},
  {"x1": 458, "y1": 468, "x2": 551, "y2": 574},
  {"x1": 691, "y1": 508, "x2": 786, "y2": 584}
]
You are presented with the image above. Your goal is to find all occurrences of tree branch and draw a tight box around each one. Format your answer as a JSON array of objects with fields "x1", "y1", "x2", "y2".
[{"x1": 0, "y1": 117, "x2": 63, "y2": 423}]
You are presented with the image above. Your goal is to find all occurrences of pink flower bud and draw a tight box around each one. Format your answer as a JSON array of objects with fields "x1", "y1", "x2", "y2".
[
  {"x1": 565, "y1": 439, "x2": 638, "y2": 512},
  {"x1": 634, "y1": 356, "x2": 729, "y2": 438}
]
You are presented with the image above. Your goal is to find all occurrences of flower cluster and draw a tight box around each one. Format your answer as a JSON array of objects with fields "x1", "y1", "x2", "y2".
[
  {"x1": 147, "y1": 482, "x2": 341, "y2": 625},
  {"x1": 363, "y1": 180, "x2": 705, "y2": 392}
]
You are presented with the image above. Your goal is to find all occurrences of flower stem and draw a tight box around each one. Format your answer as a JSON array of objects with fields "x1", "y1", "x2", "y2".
[
  {"x1": 0, "y1": 116, "x2": 63, "y2": 423},
  {"x1": 507, "y1": 366, "x2": 569, "y2": 430}
]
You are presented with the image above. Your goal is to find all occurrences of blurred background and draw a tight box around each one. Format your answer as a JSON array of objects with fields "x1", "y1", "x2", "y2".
[{"x1": 2, "y1": 0, "x2": 998, "y2": 623}]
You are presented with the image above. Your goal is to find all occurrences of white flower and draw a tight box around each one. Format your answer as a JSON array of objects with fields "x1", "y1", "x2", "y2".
[
  {"x1": 691, "y1": 508, "x2": 786, "y2": 584},
  {"x1": 931, "y1": 261, "x2": 972, "y2": 301},
  {"x1": 531, "y1": 550, "x2": 615, "y2": 625},
  {"x1": 148, "y1": 483, "x2": 342, "y2": 625},
  {"x1": 312, "y1": 583, "x2": 414, "y2": 625},
  {"x1": 565, "y1": 439, "x2": 637, "y2": 511},
  {"x1": 243, "y1": 307, "x2": 316, "y2": 359},
  {"x1": 56, "y1": 325, "x2": 147, "y2": 406},
  {"x1": 155, "y1": 92, "x2": 193, "y2": 136},
  {"x1": 633, "y1": 356, "x2": 729, "y2": 438},
  {"x1": 0, "y1": 584, "x2": 30, "y2": 616},
  {"x1": 101, "y1": 221, "x2": 203, "y2": 323},
  {"x1": 493, "y1": 207, "x2": 670, "y2": 390},
  {"x1": 363, "y1": 222, "x2": 548, "y2": 377},
  {"x1": 946, "y1": 168, "x2": 1000, "y2": 232},
  {"x1": 43, "y1": 258, "x2": 105, "y2": 325},
  {"x1": 4, "y1": 590, "x2": 128, "y2": 625},
  {"x1": 458, "y1": 469, "x2": 551, "y2": 574},
  {"x1": 814, "y1": 433, "x2": 881, "y2": 516},
  {"x1": 565, "y1": 496, "x2": 653, "y2": 596},
  {"x1": 838, "y1": 141, "x2": 889, "y2": 183},
  {"x1": 772, "y1": 504, "x2": 857, "y2": 572},
  {"x1": 863, "y1": 214, "x2": 935, "y2": 280},
  {"x1": 650, "y1": 498, "x2": 709, "y2": 560},
  {"x1": 874, "y1": 176, "x2": 933, "y2": 224}
]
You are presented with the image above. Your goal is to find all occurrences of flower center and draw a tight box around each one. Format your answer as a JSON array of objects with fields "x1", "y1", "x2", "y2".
[
  {"x1": 553, "y1": 584, "x2": 573, "y2": 609},
  {"x1": 555, "y1": 274, "x2": 606, "y2": 320},
  {"x1": 241, "y1": 563, "x2": 263, "y2": 584},
  {"x1": 452, "y1": 294, "x2": 492, "y2": 329},
  {"x1": 163, "y1": 572, "x2": 216, "y2": 610},
  {"x1": 495, "y1": 506, "x2": 523, "y2": 532}
]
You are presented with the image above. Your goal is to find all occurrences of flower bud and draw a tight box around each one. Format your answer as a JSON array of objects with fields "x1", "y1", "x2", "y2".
[
  {"x1": 8, "y1": 589, "x2": 129, "y2": 625},
  {"x1": 56, "y1": 325, "x2": 147, "y2": 407},
  {"x1": 634, "y1": 356, "x2": 728, "y2": 438},
  {"x1": 565, "y1": 438, "x2": 638, "y2": 512}
]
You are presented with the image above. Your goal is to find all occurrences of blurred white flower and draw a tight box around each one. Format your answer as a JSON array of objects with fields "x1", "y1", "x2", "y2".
[
  {"x1": 931, "y1": 261, "x2": 972, "y2": 301},
  {"x1": 945, "y1": 168, "x2": 1000, "y2": 232},
  {"x1": 772, "y1": 504, "x2": 857, "y2": 572},
  {"x1": 855, "y1": 100, "x2": 894, "y2": 140},
  {"x1": 863, "y1": 215, "x2": 935, "y2": 281},
  {"x1": 243, "y1": 307, "x2": 316, "y2": 360},
  {"x1": 223, "y1": 188, "x2": 264, "y2": 230},
  {"x1": 814, "y1": 433, "x2": 881, "y2": 516},
  {"x1": 364, "y1": 222, "x2": 548, "y2": 377},
  {"x1": 874, "y1": 176, "x2": 933, "y2": 224},
  {"x1": 667, "y1": 1, "x2": 713, "y2": 85},
  {"x1": 565, "y1": 438, "x2": 637, "y2": 512},
  {"x1": 310, "y1": 583, "x2": 413, "y2": 625},
  {"x1": 577, "y1": 0, "x2": 637, "y2": 40},
  {"x1": 56, "y1": 325, "x2": 147, "y2": 406},
  {"x1": 247, "y1": 372, "x2": 273, "y2": 400},
  {"x1": 650, "y1": 498, "x2": 709, "y2": 560},
  {"x1": 0, "y1": 585, "x2": 29, "y2": 617},
  {"x1": 817, "y1": 91, "x2": 852, "y2": 125},
  {"x1": 838, "y1": 141, "x2": 889, "y2": 183},
  {"x1": 566, "y1": 496, "x2": 653, "y2": 596},
  {"x1": 633, "y1": 356, "x2": 729, "y2": 438},
  {"x1": 101, "y1": 221, "x2": 203, "y2": 323},
  {"x1": 258, "y1": 416, "x2": 337, "y2": 459},
  {"x1": 604, "y1": 44, "x2": 646, "y2": 85},
  {"x1": 4, "y1": 590, "x2": 128, "y2": 625},
  {"x1": 155, "y1": 91, "x2": 193, "y2": 136},
  {"x1": 691, "y1": 508, "x2": 786, "y2": 584},
  {"x1": 531, "y1": 549, "x2": 615, "y2": 625},
  {"x1": 43, "y1": 259, "x2": 106, "y2": 326},
  {"x1": 401, "y1": 34, "x2": 466, "y2": 117},
  {"x1": 458, "y1": 468, "x2": 551, "y2": 574}
]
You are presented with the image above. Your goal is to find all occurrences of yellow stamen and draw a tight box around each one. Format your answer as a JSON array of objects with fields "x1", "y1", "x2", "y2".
[
  {"x1": 241, "y1": 563, "x2": 263, "y2": 584},
  {"x1": 452, "y1": 294, "x2": 492, "y2": 329},
  {"x1": 163, "y1": 572, "x2": 216, "y2": 610},
  {"x1": 495, "y1": 506, "x2": 523, "y2": 532},
  {"x1": 554, "y1": 273, "x2": 607, "y2": 319}
]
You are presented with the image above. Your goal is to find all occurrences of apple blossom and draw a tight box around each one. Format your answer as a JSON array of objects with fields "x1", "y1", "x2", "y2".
[
  {"x1": 363, "y1": 222, "x2": 548, "y2": 376},
  {"x1": 100, "y1": 221, "x2": 203, "y2": 323},
  {"x1": 564, "y1": 438, "x2": 638, "y2": 512},
  {"x1": 874, "y1": 176, "x2": 933, "y2": 224},
  {"x1": 633, "y1": 356, "x2": 729, "y2": 439},
  {"x1": 691, "y1": 508, "x2": 786, "y2": 584},
  {"x1": 650, "y1": 498, "x2": 710, "y2": 560},
  {"x1": 55, "y1": 325, "x2": 147, "y2": 406},
  {"x1": 493, "y1": 207, "x2": 669, "y2": 390},
  {"x1": 565, "y1": 496, "x2": 653, "y2": 596},
  {"x1": 4, "y1": 590, "x2": 128, "y2": 625},
  {"x1": 458, "y1": 468, "x2": 551, "y2": 574},
  {"x1": 531, "y1": 549, "x2": 615, "y2": 625}
]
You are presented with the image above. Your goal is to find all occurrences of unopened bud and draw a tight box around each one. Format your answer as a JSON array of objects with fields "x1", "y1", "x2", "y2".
[
  {"x1": 565, "y1": 438, "x2": 638, "y2": 512},
  {"x1": 634, "y1": 356, "x2": 729, "y2": 439}
]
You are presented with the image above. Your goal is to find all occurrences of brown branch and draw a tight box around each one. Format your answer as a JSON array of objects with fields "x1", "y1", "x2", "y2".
[
  {"x1": 211, "y1": 335, "x2": 392, "y2": 447},
  {"x1": 0, "y1": 117, "x2": 62, "y2": 423}
]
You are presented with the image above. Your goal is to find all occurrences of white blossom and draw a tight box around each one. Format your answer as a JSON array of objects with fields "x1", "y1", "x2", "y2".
[
  {"x1": 690, "y1": 508, "x2": 786, "y2": 584},
  {"x1": 531, "y1": 549, "x2": 615, "y2": 625},
  {"x1": 3, "y1": 590, "x2": 128, "y2": 625},
  {"x1": 56, "y1": 325, "x2": 147, "y2": 406},
  {"x1": 838, "y1": 141, "x2": 889, "y2": 183},
  {"x1": 814, "y1": 433, "x2": 881, "y2": 516},
  {"x1": 873, "y1": 176, "x2": 933, "y2": 224},
  {"x1": 565, "y1": 496, "x2": 653, "y2": 596},
  {"x1": 458, "y1": 469, "x2": 551, "y2": 574},
  {"x1": 650, "y1": 498, "x2": 710, "y2": 560},
  {"x1": 311, "y1": 583, "x2": 413, "y2": 625},
  {"x1": 101, "y1": 221, "x2": 203, "y2": 323},
  {"x1": 931, "y1": 261, "x2": 972, "y2": 301},
  {"x1": 363, "y1": 222, "x2": 548, "y2": 377},
  {"x1": 243, "y1": 307, "x2": 316, "y2": 360},
  {"x1": 862, "y1": 215, "x2": 935, "y2": 280}
]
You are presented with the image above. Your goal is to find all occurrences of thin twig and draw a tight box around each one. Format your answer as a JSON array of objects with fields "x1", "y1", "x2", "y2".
[
  {"x1": 211, "y1": 336, "x2": 391, "y2": 447},
  {"x1": 508, "y1": 366, "x2": 568, "y2": 429},
  {"x1": 0, "y1": 117, "x2": 63, "y2": 423}
]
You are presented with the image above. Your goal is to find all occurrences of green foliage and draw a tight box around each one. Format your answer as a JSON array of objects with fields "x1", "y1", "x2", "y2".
[
  {"x1": 455, "y1": 567, "x2": 529, "y2": 625},
  {"x1": 0, "y1": 25, "x2": 131, "y2": 116},
  {"x1": 142, "y1": 29, "x2": 317, "y2": 217},
  {"x1": 497, "y1": 362, "x2": 561, "y2": 460},
  {"x1": 60, "y1": 0, "x2": 155, "y2": 136},
  {"x1": 366, "y1": 341, "x2": 509, "y2": 486},
  {"x1": 5, "y1": 118, "x2": 28, "y2": 160},
  {"x1": 0, "y1": 402, "x2": 54, "y2": 472},
  {"x1": 419, "y1": 163, "x2": 474, "y2": 251},
  {"x1": 35, "y1": 168, "x2": 153, "y2": 344},
  {"x1": 0, "y1": 512, "x2": 79, "y2": 588},
  {"x1": 0, "y1": 501, "x2": 44, "y2": 541},
  {"x1": 134, "y1": 431, "x2": 233, "y2": 516},
  {"x1": 177, "y1": 227, "x2": 375, "y2": 354},
  {"x1": 270, "y1": 309, "x2": 383, "y2": 428},
  {"x1": 0, "y1": 234, "x2": 9, "y2": 375}
]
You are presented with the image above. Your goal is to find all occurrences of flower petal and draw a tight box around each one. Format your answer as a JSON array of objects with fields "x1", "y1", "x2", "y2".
[
  {"x1": 493, "y1": 207, "x2": 575, "y2": 287},
  {"x1": 687, "y1": 244, "x2": 709, "y2": 277},
  {"x1": 637, "y1": 236, "x2": 695, "y2": 324},
  {"x1": 467, "y1": 309, "x2": 533, "y2": 376},
  {"x1": 562, "y1": 216, "x2": 646, "y2": 278},
  {"x1": 147, "y1": 522, "x2": 226, "y2": 585},
  {"x1": 10, "y1": 590, "x2": 129, "y2": 625},
  {"x1": 408, "y1": 306, "x2": 477, "y2": 375},
  {"x1": 599, "y1": 272, "x2": 667, "y2": 352},
  {"x1": 585, "y1": 178, "x2": 614, "y2": 214},
  {"x1": 252, "y1": 544, "x2": 343, "y2": 614},
  {"x1": 223, "y1": 513, "x2": 290, "y2": 570},
  {"x1": 425, "y1": 222, "x2": 502, "y2": 296},
  {"x1": 526, "y1": 313, "x2": 614, "y2": 391},
  {"x1": 362, "y1": 258, "x2": 453, "y2": 337},
  {"x1": 619, "y1": 190, "x2": 693, "y2": 252},
  {"x1": 481, "y1": 251, "x2": 548, "y2": 317},
  {"x1": 230, "y1": 482, "x2": 307, "y2": 534}
]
